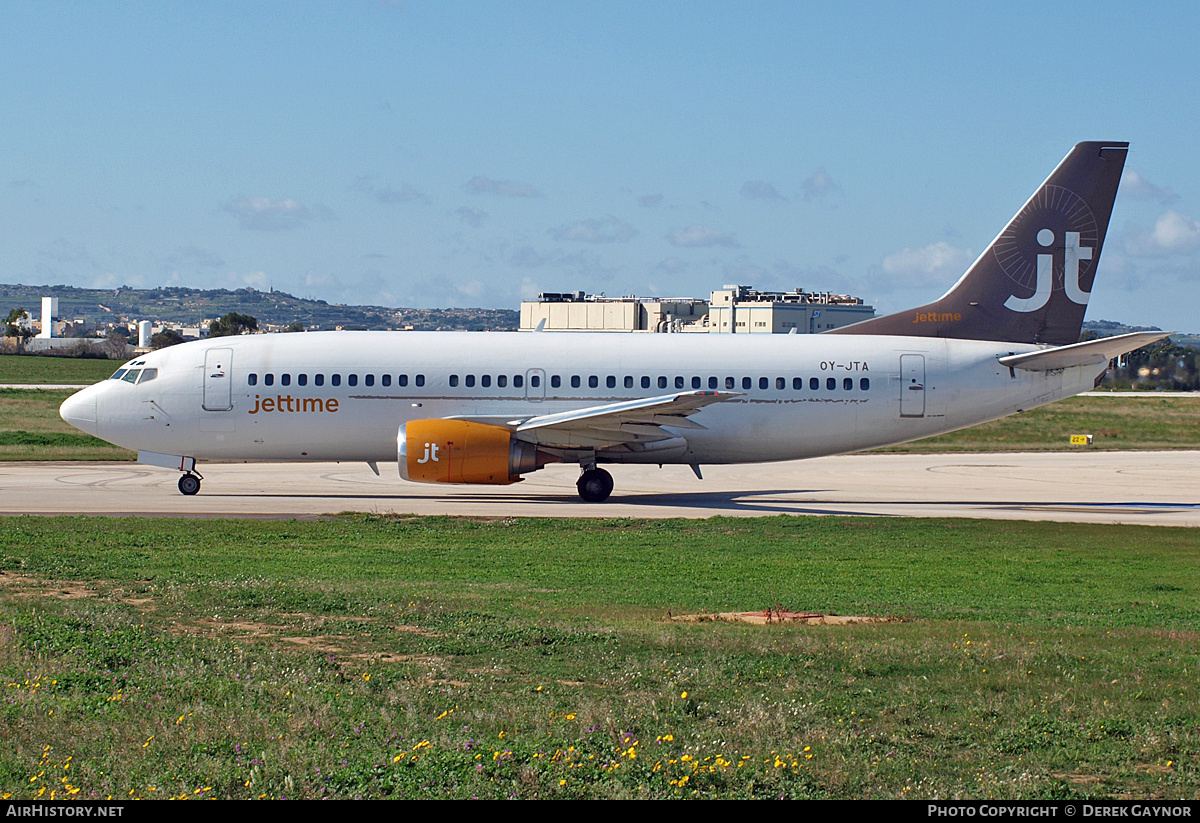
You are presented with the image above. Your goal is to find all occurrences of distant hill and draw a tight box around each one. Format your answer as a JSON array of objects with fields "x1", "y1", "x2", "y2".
[{"x1": 0, "y1": 284, "x2": 519, "y2": 332}]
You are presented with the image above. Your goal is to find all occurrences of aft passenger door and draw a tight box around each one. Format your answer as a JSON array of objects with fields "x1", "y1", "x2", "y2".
[
  {"x1": 203, "y1": 348, "x2": 233, "y2": 411},
  {"x1": 899, "y1": 354, "x2": 925, "y2": 418}
]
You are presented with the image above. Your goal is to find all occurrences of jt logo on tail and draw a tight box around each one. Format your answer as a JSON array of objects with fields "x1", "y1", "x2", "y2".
[
  {"x1": 829, "y1": 142, "x2": 1127, "y2": 346},
  {"x1": 1004, "y1": 229, "x2": 1093, "y2": 313}
]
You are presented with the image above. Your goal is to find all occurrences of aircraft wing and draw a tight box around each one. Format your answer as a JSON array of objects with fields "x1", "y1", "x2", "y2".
[
  {"x1": 997, "y1": 331, "x2": 1170, "y2": 372},
  {"x1": 503, "y1": 390, "x2": 741, "y2": 449}
]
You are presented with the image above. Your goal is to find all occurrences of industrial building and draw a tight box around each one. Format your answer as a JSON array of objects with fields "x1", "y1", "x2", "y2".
[{"x1": 519, "y1": 285, "x2": 874, "y2": 333}]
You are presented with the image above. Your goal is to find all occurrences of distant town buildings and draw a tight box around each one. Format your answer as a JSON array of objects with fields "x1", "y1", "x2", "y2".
[{"x1": 520, "y1": 285, "x2": 875, "y2": 333}]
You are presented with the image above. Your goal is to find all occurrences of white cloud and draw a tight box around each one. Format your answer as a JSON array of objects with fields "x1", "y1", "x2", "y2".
[
  {"x1": 223, "y1": 197, "x2": 334, "y2": 231},
  {"x1": 550, "y1": 216, "x2": 637, "y2": 243},
  {"x1": 741, "y1": 180, "x2": 786, "y2": 202},
  {"x1": 666, "y1": 224, "x2": 740, "y2": 248},
  {"x1": 1126, "y1": 210, "x2": 1200, "y2": 257},
  {"x1": 1120, "y1": 170, "x2": 1178, "y2": 203},
  {"x1": 881, "y1": 241, "x2": 973, "y2": 286},
  {"x1": 354, "y1": 176, "x2": 428, "y2": 204},
  {"x1": 463, "y1": 176, "x2": 542, "y2": 198},
  {"x1": 801, "y1": 169, "x2": 837, "y2": 201},
  {"x1": 454, "y1": 207, "x2": 487, "y2": 227}
]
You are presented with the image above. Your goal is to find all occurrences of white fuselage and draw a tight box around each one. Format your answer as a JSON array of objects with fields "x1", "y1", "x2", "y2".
[{"x1": 61, "y1": 330, "x2": 1100, "y2": 468}]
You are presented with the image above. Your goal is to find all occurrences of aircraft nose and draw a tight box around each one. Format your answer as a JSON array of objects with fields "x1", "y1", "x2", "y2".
[{"x1": 60, "y1": 388, "x2": 98, "y2": 436}]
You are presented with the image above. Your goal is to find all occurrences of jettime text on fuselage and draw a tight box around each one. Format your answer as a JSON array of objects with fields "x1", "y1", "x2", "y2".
[{"x1": 248, "y1": 395, "x2": 340, "y2": 414}]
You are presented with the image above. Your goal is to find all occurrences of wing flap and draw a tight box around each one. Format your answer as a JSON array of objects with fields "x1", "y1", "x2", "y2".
[{"x1": 512, "y1": 390, "x2": 739, "y2": 449}]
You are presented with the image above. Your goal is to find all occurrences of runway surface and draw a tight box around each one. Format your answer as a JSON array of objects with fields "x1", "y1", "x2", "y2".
[{"x1": 3, "y1": 451, "x2": 1199, "y2": 526}]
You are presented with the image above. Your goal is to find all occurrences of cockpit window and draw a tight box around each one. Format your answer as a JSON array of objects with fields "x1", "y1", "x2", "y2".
[
  {"x1": 121, "y1": 369, "x2": 142, "y2": 384},
  {"x1": 110, "y1": 369, "x2": 128, "y2": 380},
  {"x1": 137, "y1": 368, "x2": 158, "y2": 384}
]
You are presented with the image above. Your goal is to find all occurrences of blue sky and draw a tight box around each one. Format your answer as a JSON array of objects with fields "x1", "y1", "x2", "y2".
[{"x1": 3, "y1": 1, "x2": 1199, "y2": 331}]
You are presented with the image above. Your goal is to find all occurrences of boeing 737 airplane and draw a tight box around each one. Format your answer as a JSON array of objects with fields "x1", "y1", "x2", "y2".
[{"x1": 60, "y1": 142, "x2": 1166, "y2": 502}]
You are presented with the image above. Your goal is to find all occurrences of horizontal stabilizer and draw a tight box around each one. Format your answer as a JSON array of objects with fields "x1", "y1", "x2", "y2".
[{"x1": 997, "y1": 331, "x2": 1169, "y2": 371}]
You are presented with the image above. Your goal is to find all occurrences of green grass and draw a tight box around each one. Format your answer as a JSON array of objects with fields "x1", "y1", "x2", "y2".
[
  {"x1": 0, "y1": 354, "x2": 119, "y2": 385},
  {"x1": 3, "y1": 515, "x2": 1200, "y2": 799},
  {"x1": 0, "y1": 389, "x2": 133, "y2": 461},
  {"x1": 881, "y1": 395, "x2": 1200, "y2": 452}
]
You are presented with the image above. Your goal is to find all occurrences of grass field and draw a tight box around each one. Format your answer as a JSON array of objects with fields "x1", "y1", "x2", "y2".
[
  {"x1": 0, "y1": 354, "x2": 118, "y2": 385},
  {"x1": 887, "y1": 395, "x2": 1200, "y2": 452},
  {"x1": 0, "y1": 389, "x2": 133, "y2": 461},
  {"x1": 3, "y1": 514, "x2": 1200, "y2": 799}
]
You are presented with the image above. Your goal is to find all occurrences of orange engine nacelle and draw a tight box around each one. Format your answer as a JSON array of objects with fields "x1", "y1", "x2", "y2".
[{"x1": 398, "y1": 419, "x2": 548, "y2": 485}]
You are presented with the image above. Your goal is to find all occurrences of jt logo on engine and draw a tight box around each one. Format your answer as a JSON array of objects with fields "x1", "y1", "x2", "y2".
[
  {"x1": 1004, "y1": 229, "x2": 1093, "y2": 313},
  {"x1": 417, "y1": 442, "x2": 440, "y2": 464}
]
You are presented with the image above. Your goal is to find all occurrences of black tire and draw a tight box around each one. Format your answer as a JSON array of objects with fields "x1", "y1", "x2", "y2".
[
  {"x1": 576, "y1": 468, "x2": 614, "y2": 503},
  {"x1": 178, "y1": 474, "x2": 201, "y2": 496}
]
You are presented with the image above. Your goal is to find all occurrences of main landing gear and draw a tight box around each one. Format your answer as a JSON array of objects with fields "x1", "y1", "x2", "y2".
[
  {"x1": 576, "y1": 467, "x2": 613, "y2": 503},
  {"x1": 177, "y1": 471, "x2": 202, "y2": 496}
]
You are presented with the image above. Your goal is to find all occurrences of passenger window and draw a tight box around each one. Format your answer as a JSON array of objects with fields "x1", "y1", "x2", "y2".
[
  {"x1": 298, "y1": 374, "x2": 308, "y2": 387},
  {"x1": 282, "y1": 374, "x2": 291, "y2": 386},
  {"x1": 551, "y1": 375, "x2": 561, "y2": 388},
  {"x1": 725, "y1": 376, "x2": 735, "y2": 389},
  {"x1": 381, "y1": 375, "x2": 390, "y2": 387},
  {"x1": 776, "y1": 377, "x2": 785, "y2": 390},
  {"x1": 315, "y1": 374, "x2": 325, "y2": 386},
  {"x1": 449, "y1": 375, "x2": 459, "y2": 387},
  {"x1": 624, "y1": 376, "x2": 633, "y2": 389},
  {"x1": 571, "y1": 376, "x2": 581, "y2": 388},
  {"x1": 658, "y1": 376, "x2": 667, "y2": 389},
  {"x1": 742, "y1": 377, "x2": 752, "y2": 390},
  {"x1": 589, "y1": 376, "x2": 598, "y2": 389},
  {"x1": 675, "y1": 376, "x2": 685, "y2": 389},
  {"x1": 860, "y1": 378, "x2": 870, "y2": 390},
  {"x1": 810, "y1": 377, "x2": 819, "y2": 390},
  {"x1": 844, "y1": 378, "x2": 853, "y2": 390},
  {"x1": 398, "y1": 374, "x2": 408, "y2": 387},
  {"x1": 348, "y1": 374, "x2": 358, "y2": 387},
  {"x1": 497, "y1": 375, "x2": 507, "y2": 388},
  {"x1": 606, "y1": 375, "x2": 616, "y2": 389},
  {"x1": 793, "y1": 377, "x2": 802, "y2": 390},
  {"x1": 365, "y1": 374, "x2": 374, "y2": 387},
  {"x1": 827, "y1": 378, "x2": 836, "y2": 390},
  {"x1": 709, "y1": 376, "x2": 718, "y2": 389},
  {"x1": 481, "y1": 375, "x2": 491, "y2": 388},
  {"x1": 465, "y1": 375, "x2": 475, "y2": 387},
  {"x1": 530, "y1": 375, "x2": 540, "y2": 388},
  {"x1": 247, "y1": 373, "x2": 257, "y2": 386},
  {"x1": 332, "y1": 374, "x2": 341, "y2": 387},
  {"x1": 759, "y1": 377, "x2": 768, "y2": 390},
  {"x1": 692, "y1": 376, "x2": 701, "y2": 389},
  {"x1": 513, "y1": 375, "x2": 523, "y2": 388},
  {"x1": 415, "y1": 375, "x2": 425, "y2": 387},
  {"x1": 264, "y1": 373, "x2": 274, "y2": 386},
  {"x1": 641, "y1": 376, "x2": 650, "y2": 389}
]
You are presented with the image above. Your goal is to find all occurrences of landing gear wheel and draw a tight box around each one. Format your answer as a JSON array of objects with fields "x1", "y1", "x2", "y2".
[
  {"x1": 576, "y1": 468, "x2": 614, "y2": 503},
  {"x1": 178, "y1": 473, "x2": 201, "y2": 496}
]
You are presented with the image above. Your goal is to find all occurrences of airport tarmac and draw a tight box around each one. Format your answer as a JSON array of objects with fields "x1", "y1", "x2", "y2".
[{"x1": 2, "y1": 451, "x2": 1198, "y2": 526}]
